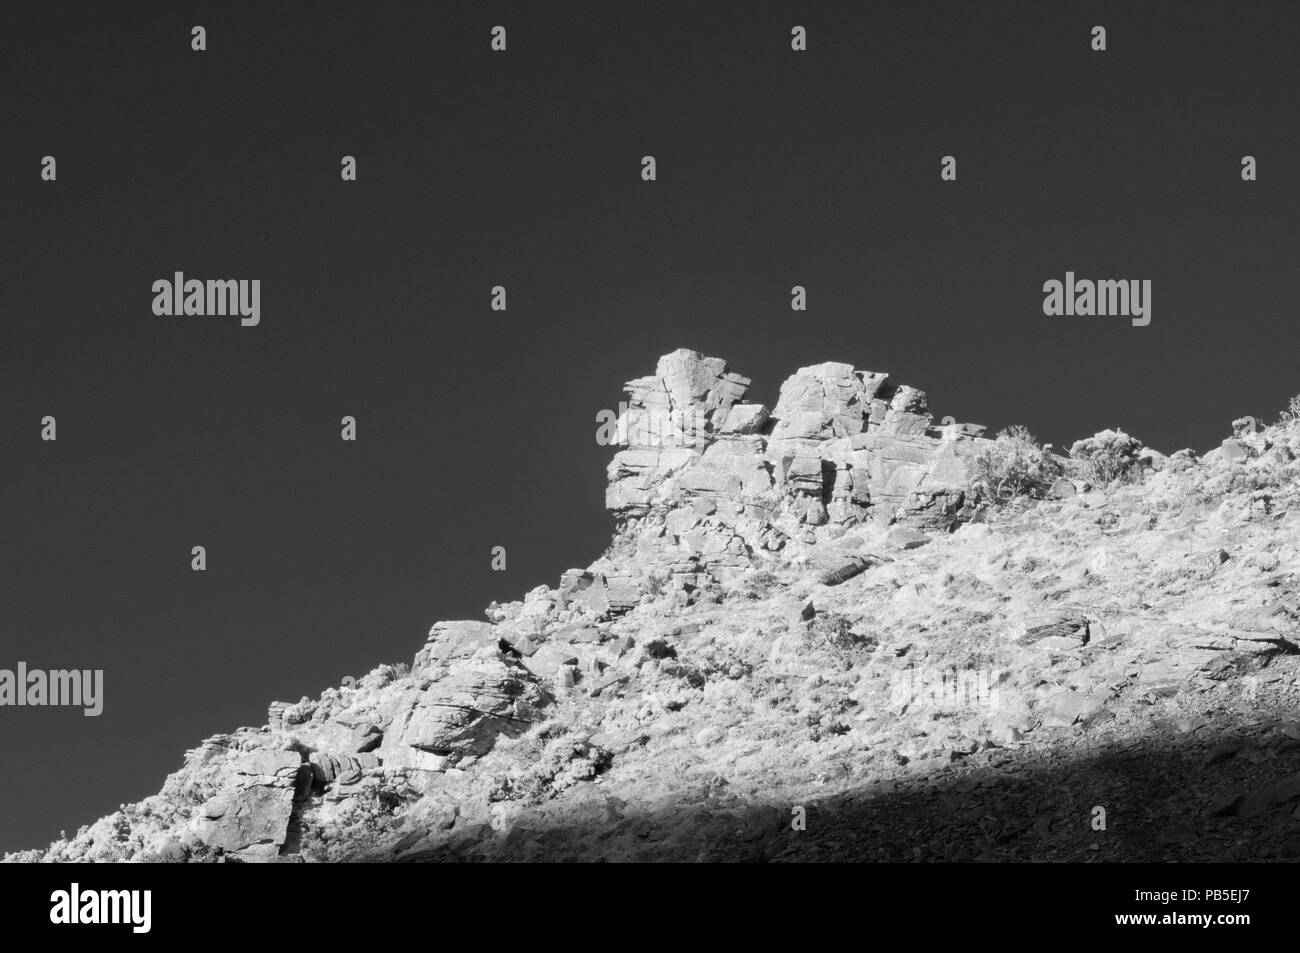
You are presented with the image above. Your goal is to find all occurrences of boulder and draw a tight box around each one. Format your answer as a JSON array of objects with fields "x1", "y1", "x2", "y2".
[
  {"x1": 414, "y1": 620, "x2": 499, "y2": 670},
  {"x1": 194, "y1": 749, "x2": 310, "y2": 861},
  {"x1": 1015, "y1": 616, "x2": 1090, "y2": 650},
  {"x1": 380, "y1": 650, "x2": 551, "y2": 767}
]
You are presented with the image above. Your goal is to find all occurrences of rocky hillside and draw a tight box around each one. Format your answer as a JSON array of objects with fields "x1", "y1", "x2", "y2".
[{"x1": 9, "y1": 349, "x2": 1300, "y2": 862}]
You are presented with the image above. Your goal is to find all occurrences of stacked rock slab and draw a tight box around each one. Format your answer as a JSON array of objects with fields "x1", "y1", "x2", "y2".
[
  {"x1": 606, "y1": 349, "x2": 988, "y2": 559},
  {"x1": 189, "y1": 743, "x2": 312, "y2": 862},
  {"x1": 604, "y1": 350, "x2": 754, "y2": 515}
]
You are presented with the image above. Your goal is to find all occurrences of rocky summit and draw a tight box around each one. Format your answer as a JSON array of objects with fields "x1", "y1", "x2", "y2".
[{"x1": 9, "y1": 349, "x2": 1300, "y2": 863}]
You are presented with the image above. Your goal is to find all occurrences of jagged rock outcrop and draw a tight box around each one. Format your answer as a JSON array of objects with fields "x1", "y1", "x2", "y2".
[
  {"x1": 607, "y1": 349, "x2": 986, "y2": 537},
  {"x1": 604, "y1": 349, "x2": 988, "y2": 604}
]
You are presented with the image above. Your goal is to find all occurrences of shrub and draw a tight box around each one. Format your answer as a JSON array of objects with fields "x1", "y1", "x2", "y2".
[
  {"x1": 488, "y1": 729, "x2": 613, "y2": 804},
  {"x1": 601, "y1": 532, "x2": 637, "y2": 562},
  {"x1": 642, "y1": 638, "x2": 677, "y2": 660},
  {"x1": 643, "y1": 571, "x2": 669, "y2": 597},
  {"x1": 732, "y1": 569, "x2": 779, "y2": 601},
  {"x1": 660, "y1": 660, "x2": 707, "y2": 688},
  {"x1": 971, "y1": 426, "x2": 1064, "y2": 502},
  {"x1": 1069, "y1": 429, "x2": 1144, "y2": 486},
  {"x1": 806, "y1": 612, "x2": 870, "y2": 651},
  {"x1": 1275, "y1": 394, "x2": 1300, "y2": 428},
  {"x1": 282, "y1": 696, "x2": 318, "y2": 726}
]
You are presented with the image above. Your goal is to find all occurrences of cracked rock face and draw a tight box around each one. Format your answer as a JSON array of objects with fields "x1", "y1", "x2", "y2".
[
  {"x1": 191, "y1": 747, "x2": 311, "y2": 862},
  {"x1": 381, "y1": 650, "x2": 551, "y2": 769}
]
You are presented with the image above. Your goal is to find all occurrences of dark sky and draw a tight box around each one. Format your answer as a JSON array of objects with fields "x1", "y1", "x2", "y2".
[{"x1": 1, "y1": 0, "x2": 1297, "y2": 851}]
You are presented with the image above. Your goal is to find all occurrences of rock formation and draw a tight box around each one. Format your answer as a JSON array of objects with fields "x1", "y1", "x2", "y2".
[
  {"x1": 607, "y1": 348, "x2": 986, "y2": 538},
  {"x1": 8, "y1": 349, "x2": 1300, "y2": 863}
]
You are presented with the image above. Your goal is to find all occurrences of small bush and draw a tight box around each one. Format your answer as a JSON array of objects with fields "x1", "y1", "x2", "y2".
[
  {"x1": 643, "y1": 571, "x2": 669, "y2": 597},
  {"x1": 642, "y1": 638, "x2": 677, "y2": 660},
  {"x1": 488, "y1": 729, "x2": 613, "y2": 804},
  {"x1": 282, "y1": 696, "x2": 318, "y2": 726},
  {"x1": 1069, "y1": 429, "x2": 1144, "y2": 486},
  {"x1": 660, "y1": 660, "x2": 707, "y2": 689},
  {"x1": 971, "y1": 426, "x2": 1064, "y2": 502},
  {"x1": 601, "y1": 532, "x2": 637, "y2": 562},
  {"x1": 806, "y1": 612, "x2": 865, "y2": 650},
  {"x1": 1275, "y1": 394, "x2": 1300, "y2": 428}
]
